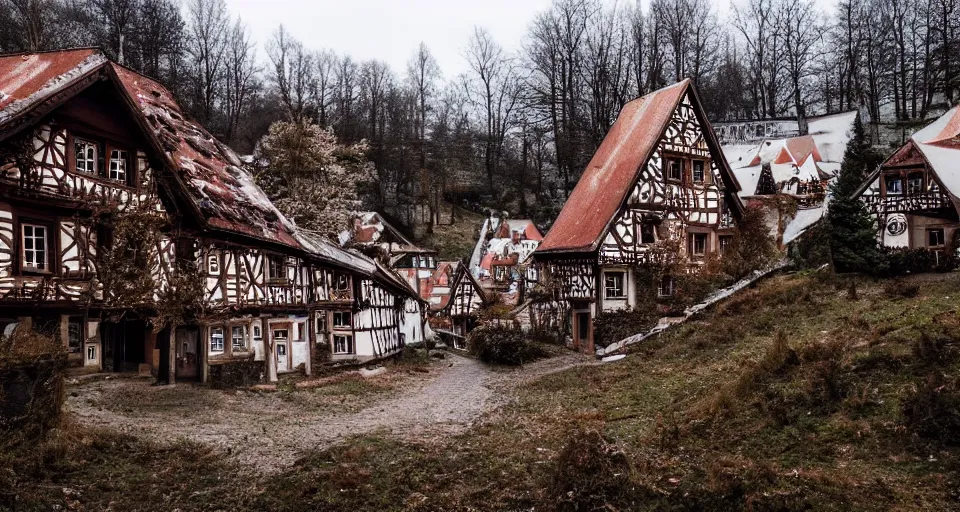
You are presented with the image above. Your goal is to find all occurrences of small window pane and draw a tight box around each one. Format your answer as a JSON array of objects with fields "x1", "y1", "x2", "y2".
[
  {"x1": 75, "y1": 139, "x2": 97, "y2": 174},
  {"x1": 109, "y1": 149, "x2": 127, "y2": 182},
  {"x1": 210, "y1": 327, "x2": 224, "y2": 352}
]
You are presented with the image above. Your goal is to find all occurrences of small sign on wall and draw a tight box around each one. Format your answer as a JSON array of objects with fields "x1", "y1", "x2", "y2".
[{"x1": 883, "y1": 213, "x2": 909, "y2": 248}]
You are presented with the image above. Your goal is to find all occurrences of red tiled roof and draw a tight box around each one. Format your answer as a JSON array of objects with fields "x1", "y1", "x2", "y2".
[
  {"x1": 0, "y1": 49, "x2": 100, "y2": 113},
  {"x1": 537, "y1": 79, "x2": 734, "y2": 254},
  {"x1": 773, "y1": 135, "x2": 822, "y2": 165},
  {"x1": 927, "y1": 107, "x2": 960, "y2": 148},
  {"x1": 111, "y1": 63, "x2": 302, "y2": 249}
]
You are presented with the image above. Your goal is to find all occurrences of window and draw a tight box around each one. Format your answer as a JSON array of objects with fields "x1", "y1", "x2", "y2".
[
  {"x1": 21, "y1": 224, "x2": 48, "y2": 271},
  {"x1": 640, "y1": 223, "x2": 656, "y2": 244},
  {"x1": 604, "y1": 272, "x2": 626, "y2": 299},
  {"x1": 268, "y1": 255, "x2": 285, "y2": 280},
  {"x1": 109, "y1": 149, "x2": 127, "y2": 182},
  {"x1": 658, "y1": 275, "x2": 675, "y2": 297},
  {"x1": 333, "y1": 334, "x2": 354, "y2": 354},
  {"x1": 692, "y1": 160, "x2": 706, "y2": 183},
  {"x1": 74, "y1": 139, "x2": 98, "y2": 174},
  {"x1": 908, "y1": 172, "x2": 924, "y2": 195},
  {"x1": 86, "y1": 345, "x2": 96, "y2": 361},
  {"x1": 334, "y1": 273, "x2": 349, "y2": 290},
  {"x1": 333, "y1": 311, "x2": 352, "y2": 329},
  {"x1": 928, "y1": 228, "x2": 945, "y2": 248},
  {"x1": 885, "y1": 174, "x2": 904, "y2": 195},
  {"x1": 667, "y1": 159, "x2": 682, "y2": 181},
  {"x1": 273, "y1": 328, "x2": 288, "y2": 342},
  {"x1": 719, "y1": 235, "x2": 734, "y2": 255},
  {"x1": 67, "y1": 319, "x2": 82, "y2": 354},
  {"x1": 252, "y1": 324, "x2": 262, "y2": 341},
  {"x1": 208, "y1": 254, "x2": 220, "y2": 274},
  {"x1": 210, "y1": 326, "x2": 224, "y2": 352},
  {"x1": 231, "y1": 326, "x2": 246, "y2": 351},
  {"x1": 689, "y1": 232, "x2": 708, "y2": 256}
]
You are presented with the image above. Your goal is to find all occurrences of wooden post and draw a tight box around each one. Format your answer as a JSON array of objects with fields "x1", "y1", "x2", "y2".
[
  {"x1": 305, "y1": 312, "x2": 314, "y2": 377},
  {"x1": 59, "y1": 314, "x2": 70, "y2": 350},
  {"x1": 265, "y1": 317, "x2": 277, "y2": 382},
  {"x1": 167, "y1": 327, "x2": 176, "y2": 385}
]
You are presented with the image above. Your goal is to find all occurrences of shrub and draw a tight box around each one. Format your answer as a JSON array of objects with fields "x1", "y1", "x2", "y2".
[
  {"x1": 882, "y1": 247, "x2": 958, "y2": 276},
  {"x1": 528, "y1": 327, "x2": 564, "y2": 345},
  {"x1": 912, "y1": 328, "x2": 959, "y2": 366},
  {"x1": 207, "y1": 360, "x2": 264, "y2": 389},
  {"x1": 902, "y1": 373, "x2": 960, "y2": 444},
  {"x1": 883, "y1": 279, "x2": 921, "y2": 298},
  {"x1": 593, "y1": 308, "x2": 658, "y2": 347},
  {"x1": 467, "y1": 325, "x2": 547, "y2": 366},
  {"x1": 549, "y1": 429, "x2": 633, "y2": 511},
  {"x1": 0, "y1": 328, "x2": 66, "y2": 448}
]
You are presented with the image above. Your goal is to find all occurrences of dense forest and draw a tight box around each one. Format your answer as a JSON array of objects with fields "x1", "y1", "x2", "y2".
[{"x1": 2, "y1": 0, "x2": 958, "y2": 228}]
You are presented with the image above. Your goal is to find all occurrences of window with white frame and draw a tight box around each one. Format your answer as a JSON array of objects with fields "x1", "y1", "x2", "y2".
[
  {"x1": 658, "y1": 275, "x2": 675, "y2": 297},
  {"x1": 231, "y1": 325, "x2": 246, "y2": 351},
  {"x1": 333, "y1": 311, "x2": 351, "y2": 329},
  {"x1": 333, "y1": 334, "x2": 353, "y2": 354},
  {"x1": 74, "y1": 139, "x2": 98, "y2": 174},
  {"x1": 252, "y1": 324, "x2": 262, "y2": 343},
  {"x1": 604, "y1": 272, "x2": 626, "y2": 299},
  {"x1": 692, "y1": 160, "x2": 706, "y2": 183},
  {"x1": 268, "y1": 255, "x2": 285, "y2": 280},
  {"x1": 689, "y1": 233, "x2": 708, "y2": 256},
  {"x1": 719, "y1": 235, "x2": 734, "y2": 255},
  {"x1": 210, "y1": 326, "x2": 224, "y2": 352},
  {"x1": 109, "y1": 149, "x2": 127, "y2": 182},
  {"x1": 208, "y1": 253, "x2": 220, "y2": 274},
  {"x1": 667, "y1": 158, "x2": 682, "y2": 181},
  {"x1": 21, "y1": 224, "x2": 48, "y2": 271}
]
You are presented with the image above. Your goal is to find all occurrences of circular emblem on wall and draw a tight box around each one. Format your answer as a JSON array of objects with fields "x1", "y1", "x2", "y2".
[{"x1": 886, "y1": 214, "x2": 908, "y2": 236}]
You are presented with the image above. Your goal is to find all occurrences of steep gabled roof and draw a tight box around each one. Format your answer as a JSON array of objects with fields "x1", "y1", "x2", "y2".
[
  {"x1": 110, "y1": 63, "x2": 303, "y2": 249},
  {"x1": 856, "y1": 107, "x2": 960, "y2": 200},
  {"x1": 0, "y1": 49, "x2": 426, "y2": 302},
  {"x1": 0, "y1": 49, "x2": 301, "y2": 250},
  {"x1": 441, "y1": 264, "x2": 487, "y2": 313},
  {"x1": 0, "y1": 49, "x2": 105, "y2": 126},
  {"x1": 537, "y1": 79, "x2": 740, "y2": 254}
]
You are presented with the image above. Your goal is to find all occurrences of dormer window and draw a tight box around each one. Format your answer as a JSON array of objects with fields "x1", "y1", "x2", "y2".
[
  {"x1": 75, "y1": 139, "x2": 98, "y2": 174},
  {"x1": 109, "y1": 149, "x2": 128, "y2": 182}
]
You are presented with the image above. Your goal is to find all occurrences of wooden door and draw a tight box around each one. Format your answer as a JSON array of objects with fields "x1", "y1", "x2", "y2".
[
  {"x1": 273, "y1": 325, "x2": 291, "y2": 373},
  {"x1": 574, "y1": 311, "x2": 592, "y2": 353},
  {"x1": 175, "y1": 327, "x2": 199, "y2": 379}
]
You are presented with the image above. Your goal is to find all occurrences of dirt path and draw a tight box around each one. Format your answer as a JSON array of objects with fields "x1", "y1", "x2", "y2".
[{"x1": 66, "y1": 352, "x2": 594, "y2": 472}]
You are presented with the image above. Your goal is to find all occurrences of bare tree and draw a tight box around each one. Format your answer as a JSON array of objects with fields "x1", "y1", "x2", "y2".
[
  {"x1": 267, "y1": 25, "x2": 314, "y2": 123},
  {"x1": 223, "y1": 18, "x2": 258, "y2": 143},
  {"x1": 185, "y1": 0, "x2": 229, "y2": 125}
]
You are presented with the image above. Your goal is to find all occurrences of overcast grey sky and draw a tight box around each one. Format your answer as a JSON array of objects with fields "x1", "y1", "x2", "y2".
[
  {"x1": 222, "y1": 0, "x2": 640, "y2": 78},
  {"x1": 223, "y1": 0, "x2": 835, "y2": 80}
]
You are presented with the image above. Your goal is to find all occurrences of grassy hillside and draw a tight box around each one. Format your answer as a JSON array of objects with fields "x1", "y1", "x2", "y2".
[
  {"x1": 7, "y1": 271, "x2": 960, "y2": 511},
  {"x1": 416, "y1": 205, "x2": 486, "y2": 262}
]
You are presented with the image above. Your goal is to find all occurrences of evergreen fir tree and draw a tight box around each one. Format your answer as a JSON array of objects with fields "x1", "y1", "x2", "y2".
[{"x1": 826, "y1": 115, "x2": 886, "y2": 273}]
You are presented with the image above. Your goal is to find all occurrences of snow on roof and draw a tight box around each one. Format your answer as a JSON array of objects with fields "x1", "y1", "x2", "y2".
[
  {"x1": 0, "y1": 49, "x2": 426, "y2": 296},
  {"x1": 723, "y1": 111, "x2": 856, "y2": 196},
  {"x1": 782, "y1": 195, "x2": 830, "y2": 245},
  {"x1": 111, "y1": 63, "x2": 303, "y2": 250},
  {"x1": 294, "y1": 229, "x2": 376, "y2": 275},
  {"x1": 807, "y1": 111, "x2": 858, "y2": 162},
  {"x1": 0, "y1": 49, "x2": 105, "y2": 126},
  {"x1": 906, "y1": 106, "x2": 960, "y2": 198}
]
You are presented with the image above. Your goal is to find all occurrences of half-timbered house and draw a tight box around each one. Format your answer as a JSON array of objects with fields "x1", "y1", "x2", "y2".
[
  {"x1": 853, "y1": 107, "x2": 960, "y2": 255},
  {"x1": 533, "y1": 79, "x2": 743, "y2": 353},
  {"x1": 0, "y1": 49, "x2": 423, "y2": 384}
]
